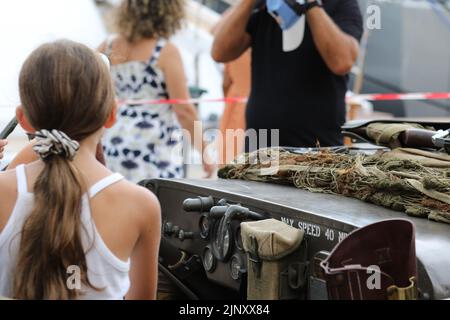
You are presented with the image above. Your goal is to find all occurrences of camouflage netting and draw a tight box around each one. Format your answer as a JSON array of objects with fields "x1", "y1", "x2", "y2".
[{"x1": 218, "y1": 148, "x2": 450, "y2": 224}]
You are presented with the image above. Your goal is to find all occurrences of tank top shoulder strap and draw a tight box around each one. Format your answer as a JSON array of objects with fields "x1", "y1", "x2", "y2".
[
  {"x1": 16, "y1": 164, "x2": 28, "y2": 194},
  {"x1": 88, "y1": 173, "x2": 124, "y2": 199},
  {"x1": 0, "y1": 165, "x2": 29, "y2": 249},
  {"x1": 103, "y1": 35, "x2": 117, "y2": 58},
  {"x1": 149, "y1": 38, "x2": 168, "y2": 65}
]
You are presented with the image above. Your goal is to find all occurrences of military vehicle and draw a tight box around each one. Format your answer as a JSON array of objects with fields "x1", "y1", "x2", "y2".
[
  {"x1": 144, "y1": 120, "x2": 450, "y2": 301},
  {"x1": 143, "y1": 171, "x2": 450, "y2": 300}
]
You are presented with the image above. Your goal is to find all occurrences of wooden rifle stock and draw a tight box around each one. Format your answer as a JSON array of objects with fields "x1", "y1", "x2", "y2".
[
  {"x1": 398, "y1": 129, "x2": 437, "y2": 149},
  {"x1": 344, "y1": 127, "x2": 440, "y2": 149}
]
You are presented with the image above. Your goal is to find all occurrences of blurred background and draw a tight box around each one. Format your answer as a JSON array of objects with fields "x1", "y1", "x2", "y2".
[{"x1": 1, "y1": 0, "x2": 449, "y2": 168}]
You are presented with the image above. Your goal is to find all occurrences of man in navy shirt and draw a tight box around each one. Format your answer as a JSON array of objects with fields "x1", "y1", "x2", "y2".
[{"x1": 212, "y1": 0, "x2": 363, "y2": 149}]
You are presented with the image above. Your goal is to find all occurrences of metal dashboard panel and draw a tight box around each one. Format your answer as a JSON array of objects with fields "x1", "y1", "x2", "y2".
[{"x1": 151, "y1": 178, "x2": 450, "y2": 300}]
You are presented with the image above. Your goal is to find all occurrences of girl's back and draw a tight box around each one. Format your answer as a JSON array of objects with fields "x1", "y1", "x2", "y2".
[
  {"x1": 0, "y1": 40, "x2": 161, "y2": 300},
  {"x1": 0, "y1": 163, "x2": 159, "y2": 299}
]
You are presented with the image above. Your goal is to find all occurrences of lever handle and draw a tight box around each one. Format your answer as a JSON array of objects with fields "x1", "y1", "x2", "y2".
[{"x1": 209, "y1": 206, "x2": 228, "y2": 219}]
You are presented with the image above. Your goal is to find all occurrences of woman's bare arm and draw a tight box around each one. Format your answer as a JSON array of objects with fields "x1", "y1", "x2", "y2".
[
  {"x1": 159, "y1": 43, "x2": 199, "y2": 148},
  {"x1": 159, "y1": 43, "x2": 215, "y2": 177}
]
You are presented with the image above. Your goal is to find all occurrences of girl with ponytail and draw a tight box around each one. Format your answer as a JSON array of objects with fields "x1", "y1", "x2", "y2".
[{"x1": 0, "y1": 40, "x2": 161, "y2": 300}]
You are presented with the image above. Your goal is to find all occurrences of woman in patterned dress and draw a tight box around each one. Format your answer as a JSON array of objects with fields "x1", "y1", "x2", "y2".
[{"x1": 99, "y1": 0, "x2": 214, "y2": 183}]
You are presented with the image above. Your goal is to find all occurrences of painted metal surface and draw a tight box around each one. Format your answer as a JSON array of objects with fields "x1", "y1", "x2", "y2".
[{"x1": 151, "y1": 178, "x2": 450, "y2": 300}]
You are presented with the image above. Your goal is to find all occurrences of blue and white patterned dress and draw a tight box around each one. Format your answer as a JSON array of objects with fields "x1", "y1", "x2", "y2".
[{"x1": 103, "y1": 38, "x2": 184, "y2": 183}]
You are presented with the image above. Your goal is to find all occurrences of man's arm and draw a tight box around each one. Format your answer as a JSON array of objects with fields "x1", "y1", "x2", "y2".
[
  {"x1": 211, "y1": 0, "x2": 256, "y2": 63},
  {"x1": 306, "y1": 1, "x2": 361, "y2": 76}
]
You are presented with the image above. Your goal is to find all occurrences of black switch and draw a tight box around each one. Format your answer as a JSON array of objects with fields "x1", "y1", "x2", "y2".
[
  {"x1": 183, "y1": 196, "x2": 215, "y2": 213},
  {"x1": 178, "y1": 230, "x2": 195, "y2": 241}
]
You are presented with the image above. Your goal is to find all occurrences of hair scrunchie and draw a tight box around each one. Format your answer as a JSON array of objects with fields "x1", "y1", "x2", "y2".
[{"x1": 33, "y1": 129, "x2": 80, "y2": 161}]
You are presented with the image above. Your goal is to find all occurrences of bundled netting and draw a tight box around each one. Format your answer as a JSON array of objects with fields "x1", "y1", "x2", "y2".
[{"x1": 218, "y1": 148, "x2": 450, "y2": 224}]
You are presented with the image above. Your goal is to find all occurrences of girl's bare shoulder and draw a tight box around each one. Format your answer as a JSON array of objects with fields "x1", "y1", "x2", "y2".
[
  {"x1": 100, "y1": 179, "x2": 161, "y2": 226},
  {"x1": 0, "y1": 168, "x2": 18, "y2": 191}
]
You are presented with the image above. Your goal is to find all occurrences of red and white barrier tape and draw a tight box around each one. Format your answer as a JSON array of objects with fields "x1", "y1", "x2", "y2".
[
  {"x1": 350, "y1": 92, "x2": 450, "y2": 102},
  {"x1": 118, "y1": 92, "x2": 450, "y2": 106},
  {"x1": 118, "y1": 97, "x2": 248, "y2": 105}
]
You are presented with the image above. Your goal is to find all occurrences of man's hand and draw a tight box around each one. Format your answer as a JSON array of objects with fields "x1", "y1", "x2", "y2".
[
  {"x1": 202, "y1": 142, "x2": 217, "y2": 179},
  {"x1": 0, "y1": 140, "x2": 7, "y2": 160},
  {"x1": 202, "y1": 160, "x2": 216, "y2": 179}
]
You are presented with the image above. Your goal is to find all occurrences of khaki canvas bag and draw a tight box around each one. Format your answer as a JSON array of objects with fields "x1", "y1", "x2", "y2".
[{"x1": 241, "y1": 219, "x2": 308, "y2": 300}]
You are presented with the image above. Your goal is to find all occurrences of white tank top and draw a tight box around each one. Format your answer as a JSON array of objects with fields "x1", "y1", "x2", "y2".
[{"x1": 0, "y1": 165, "x2": 131, "y2": 300}]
